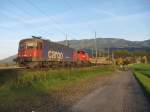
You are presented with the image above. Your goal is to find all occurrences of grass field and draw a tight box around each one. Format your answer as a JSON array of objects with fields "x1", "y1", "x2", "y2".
[
  {"x1": 131, "y1": 64, "x2": 150, "y2": 97},
  {"x1": 0, "y1": 65, "x2": 115, "y2": 112}
]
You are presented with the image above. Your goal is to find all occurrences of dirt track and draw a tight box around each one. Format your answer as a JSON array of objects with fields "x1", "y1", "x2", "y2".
[{"x1": 70, "y1": 71, "x2": 150, "y2": 112}]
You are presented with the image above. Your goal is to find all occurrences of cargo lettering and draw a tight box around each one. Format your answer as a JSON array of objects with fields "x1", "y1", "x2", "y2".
[{"x1": 48, "y1": 50, "x2": 63, "y2": 61}]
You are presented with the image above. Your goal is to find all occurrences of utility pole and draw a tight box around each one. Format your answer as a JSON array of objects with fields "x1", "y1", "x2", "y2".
[
  {"x1": 112, "y1": 52, "x2": 115, "y2": 65},
  {"x1": 94, "y1": 32, "x2": 98, "y2": 64},
  {"x1": 108, "y1": 47, "x2": 110, "y2": 64},
  {"x1": 91, "y1": 48, "x2": 94, "y2": 58},
  {"x1": 99, "y1": 49, "x2": 101, "y2": 57},
  {"x1": 65, "y1": 33, "x2": 69, "y2": 47}
]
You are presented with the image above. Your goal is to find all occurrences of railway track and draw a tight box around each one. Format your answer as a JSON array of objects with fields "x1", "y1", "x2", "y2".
[
  {"x1": 0, "y1": 65, "x2": 95, "y2": 72},
  {"x1": 0, "y1": 66, "x2": 25, "y2": 70}
]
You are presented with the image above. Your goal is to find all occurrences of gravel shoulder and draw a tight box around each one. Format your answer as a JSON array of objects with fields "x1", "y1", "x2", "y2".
[{"x1": 70, "y1": 71, "x2": 150, "y2": 112}]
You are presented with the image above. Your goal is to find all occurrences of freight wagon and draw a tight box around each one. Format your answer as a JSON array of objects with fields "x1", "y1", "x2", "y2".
[{"x1": 16, "y1": 36, "x2": 90, "y2": 68}]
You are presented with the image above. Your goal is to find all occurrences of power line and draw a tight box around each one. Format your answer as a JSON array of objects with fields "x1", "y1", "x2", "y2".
[
  {"x1": 0, "y1": 10, "x2": 30, "y2": 27},
  {"x1": 6, "y1": 0, "x2": 80, "y2": 40},
  {"x1": 0, "y1": 26, "x2": 16, "y2": 31},
  {"x1": 7, "y1": 0, "x2": 32, "y2": 17},
  {"x1": 0, "y1": 10, "x2": 48, "y2": 37},
  {"x1": 25, "y1": 0, "x2": 66, "y2": 36},
  {"x1": 6, "y1": 0, "x2": 59, "y2": 37},
  {"x1": 6, "y1": 0, "x2": 67, "y2": 37},
  {"x1": 39, "y1": 0, "x2": 79, "y2": 37},
  {"x1": 25, "y1": 0, "x2": 80, "y2": 39},
  {"x1": 62, "y1": 0, "x2": 82, "y2": 38},
  {"x1": 63, "y1": 0, "x2": 74, "y2": 12}
]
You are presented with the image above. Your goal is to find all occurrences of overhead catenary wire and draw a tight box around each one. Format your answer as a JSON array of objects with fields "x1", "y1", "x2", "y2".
[
  {"x1": 62, "y1": 0, "x2": 82, "y2": 38},
  {"x1": 25, "y1": 0, "x2": 66, "y2": 36},
  {"x1": 5, "y1": 0, "x2": 56, "y2": 37},
  {"x1": 8, "y1": 0, "x2": 65, "y2": 37},
  {"x1": 46, "y1": 0, "x2": 80, "y2": 39},
  {"x1": 0, "y1": 26, "x2": 16, "y2": 31},
  {"x1": 7, "y1": 0, "x2": 33, "y2": 17},
  {"x1": 5, "y1": 0, "x2": 81, "y2": 40},
  {"x1": 0, "y1": 10, "x2": 30, "y2": 27},
  {"x1": 0, "y1": 0, "x2": 44, "y2": 29},
  {"x1": 0, "y1": 10, "x2": 48, "y2": 36},
  {"x1": 8, "y1": 0, "x2": 80, "y2": 39},
  {"x1": 25, "y1": 0, "x2": 82, "y2": 40},
  {"x1": 63, "y1": 0, "x2": 74, "y2": 12},
  {"x1": 62, "y1": 0, "x2": 95, "y2": 39}
]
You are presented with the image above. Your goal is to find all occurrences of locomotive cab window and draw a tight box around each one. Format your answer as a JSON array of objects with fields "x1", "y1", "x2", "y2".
[
  {"x1": 26, "y1": 42, "x2": 37, "y2": 49},
  {"x1": 19, "y1": 43, "x2": 26, "y2": 50},
  {"x1": 78, "y1": 51, "x2": 85, "y2": 54}
]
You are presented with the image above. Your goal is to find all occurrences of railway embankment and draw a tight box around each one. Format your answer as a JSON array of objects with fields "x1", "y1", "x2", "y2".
[{"x1": 0, "y1": 65, "x2": 115, "y2": 112}]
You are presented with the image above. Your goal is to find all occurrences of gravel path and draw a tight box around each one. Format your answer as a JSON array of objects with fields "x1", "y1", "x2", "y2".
[{"x1": 70, "y1": 71, "x2": 150, "y2": 112}]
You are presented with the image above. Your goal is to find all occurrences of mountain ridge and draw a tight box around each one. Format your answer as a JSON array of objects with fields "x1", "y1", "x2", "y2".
[
  {"x1": 0, "y1": 38, "x2": 150, "y2": 64},
  {"x1": 59, "y1": 38, "x2": 150, "y2": 49}
]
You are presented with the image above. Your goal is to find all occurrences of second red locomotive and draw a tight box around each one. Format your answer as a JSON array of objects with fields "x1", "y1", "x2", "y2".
[{"x1": 17, "y1": 36, "x2": 90, "y2": 68}]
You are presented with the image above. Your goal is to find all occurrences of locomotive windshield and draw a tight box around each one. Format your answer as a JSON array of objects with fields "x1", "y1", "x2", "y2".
[
  {"x1": 78, "y1": 50, "x2": 85, "y2": 54},
  {"x1": 19, "y1": 42, "x2": 37, "y2": 50},
  {"x1": 19, "y1": 41, "x2": 43, "y2": 50},
  {"x1": 26, "y1": 42, "x2": 37, "y2": 49},
  {"x1": 19, "y1": 43, "x2": 26, "y2": 49}
]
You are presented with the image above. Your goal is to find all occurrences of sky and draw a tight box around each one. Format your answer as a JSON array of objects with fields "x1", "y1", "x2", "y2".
[{"x1": 0, "y1": 0, "x2": 150, "y2": 59}]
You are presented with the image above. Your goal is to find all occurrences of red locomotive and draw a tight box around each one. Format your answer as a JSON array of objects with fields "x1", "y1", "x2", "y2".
[{"x1": 16, "y1": 36, "x2": 90, "y2": 68}]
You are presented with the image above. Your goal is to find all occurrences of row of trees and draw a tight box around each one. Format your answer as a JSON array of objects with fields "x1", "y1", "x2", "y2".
[
  {"x1": 84, "y1": 48, "x2": 150, "y2": 62},
  {"x1": 113, "y1": 50, "x2": 150, "y2": 63},
  {"x1": 113, "y1": 50, "x2": 150, "y2": 58}
]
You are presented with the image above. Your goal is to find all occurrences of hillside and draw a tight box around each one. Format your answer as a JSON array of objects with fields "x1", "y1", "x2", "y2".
[
  {"x1": 0, "y1": 38, "x2": 150, "y2": 64},
  {"x1": 59, "y1": 38, "x2": 150, "y2": 50},
  {"x1": 0, "y1": 55, "x2": 16, "y2": 64}
]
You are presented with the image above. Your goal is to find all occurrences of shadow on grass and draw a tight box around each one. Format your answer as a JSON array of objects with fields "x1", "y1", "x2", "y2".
[
  {"x1": 0, "y1": 66, "x2": 114, "y2": 112},
  {"x1": 133, "y1": 72, "x2": 150, "y2": 104},
  {"x1": 0, "y1": 69, "x2": 70, "y2": 112}
]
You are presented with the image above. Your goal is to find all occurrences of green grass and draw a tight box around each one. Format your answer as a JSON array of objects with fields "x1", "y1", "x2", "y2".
[
  {"x1": 130, "y1": 63, "x2": 150, "y2": 71},
  {"x1": 134, "y1": 71, "x2": 150, "y2": 94},
  {"x1": 0, "y1": 65, "x2": 115, "y2": 111},
  {"x1": 131, "y1": 64, "x2": 150, "y2": 96}
]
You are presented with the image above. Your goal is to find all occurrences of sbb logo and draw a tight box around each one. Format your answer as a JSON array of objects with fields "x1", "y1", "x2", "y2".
[{"x1": 48, "y1": 50, "x2": 63, "y2": 61}]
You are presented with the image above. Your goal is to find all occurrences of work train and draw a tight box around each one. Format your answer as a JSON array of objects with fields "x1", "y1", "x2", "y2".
[{"x1": 16, "y1": 36, "x2": 90, "y2": 68}]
